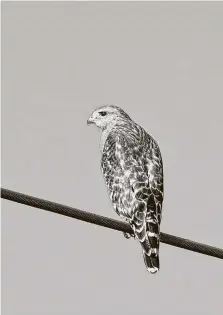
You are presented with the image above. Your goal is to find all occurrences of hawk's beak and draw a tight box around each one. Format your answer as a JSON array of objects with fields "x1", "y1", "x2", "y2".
[{"x1": 87, "y1": 116, "x2": 94, "y2": 125}]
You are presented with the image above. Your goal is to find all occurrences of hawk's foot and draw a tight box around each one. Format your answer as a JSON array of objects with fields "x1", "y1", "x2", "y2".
[{"x1": 123, "y1": 232, "x2": 135, "y2": 239}]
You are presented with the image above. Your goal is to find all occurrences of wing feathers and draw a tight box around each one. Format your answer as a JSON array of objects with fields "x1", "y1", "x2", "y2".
[{"x1": 101, "y1": 122, "x2": 163, "y2": 273}]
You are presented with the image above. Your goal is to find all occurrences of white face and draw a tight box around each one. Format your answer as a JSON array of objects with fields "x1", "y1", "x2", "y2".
[{"x1": 87, "y1": 105, "x2": 130, "y2": 129}]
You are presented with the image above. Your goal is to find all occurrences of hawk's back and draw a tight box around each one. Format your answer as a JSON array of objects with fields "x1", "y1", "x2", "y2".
[{"x1": 100, "y1": 120, "x2": 163, "y2": 222}]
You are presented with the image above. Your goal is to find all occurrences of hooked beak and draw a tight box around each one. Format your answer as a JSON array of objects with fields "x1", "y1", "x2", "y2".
[{"x1": 87, "y1": 116, "x2": 94, "y2": 125}]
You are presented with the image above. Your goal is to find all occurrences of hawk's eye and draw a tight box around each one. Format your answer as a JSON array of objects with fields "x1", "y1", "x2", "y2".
[{"x1": 99, "y1": 111, "x2": 107, "y2": 117}]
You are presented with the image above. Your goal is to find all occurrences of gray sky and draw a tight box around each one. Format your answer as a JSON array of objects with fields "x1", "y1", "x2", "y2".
[{"x1": 2, "y1": 2, "x2": 223, "y2": 315}]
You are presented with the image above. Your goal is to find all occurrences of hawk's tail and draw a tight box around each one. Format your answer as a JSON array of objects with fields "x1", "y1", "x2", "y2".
[
  {"x1": 137, "y1": 221, "x2": 160, "y2": 274},
  {"x1": 142, "y1": 249, "x2": 160, "y2": 274},
  {"x1": 131, "y1": 203, "x2": 161, "y2": 274},
  {"x1": 143, "y1": 220, "x2": 160, "y2": 274}
]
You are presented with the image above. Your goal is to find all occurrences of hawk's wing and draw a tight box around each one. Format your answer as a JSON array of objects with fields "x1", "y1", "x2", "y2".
[
  {"x1": 116, "y1": 128, "x2": 164, "y2": 225},
  {"x1": 145, "y1": 137, "x2": 164, "y2": 227},
  {"x1": 101, "y1": 127, "x2": 164, "y2": 225},
  {"x1": 112, "y1": 127, "x2": 164, "y2": 273}
]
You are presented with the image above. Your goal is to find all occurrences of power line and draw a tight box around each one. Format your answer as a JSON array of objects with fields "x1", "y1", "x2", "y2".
[{"x1": 1, "y1": 187, "x2": 223, "y2": 260}]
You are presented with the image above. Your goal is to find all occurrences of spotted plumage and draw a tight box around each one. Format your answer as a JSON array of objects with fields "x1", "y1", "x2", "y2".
[{"x1": 87, "y1": 105, "x2": 164, "y2": 273}]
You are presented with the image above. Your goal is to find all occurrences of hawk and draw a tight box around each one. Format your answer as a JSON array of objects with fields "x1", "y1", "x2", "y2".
[{"x1": 87, "y1": 105, "x2": 164, "y2": 273}]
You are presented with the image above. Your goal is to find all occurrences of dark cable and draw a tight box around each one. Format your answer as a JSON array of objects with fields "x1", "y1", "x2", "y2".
[{"x1": 1, "y1": 188, "x2": 223, "y2": 260}]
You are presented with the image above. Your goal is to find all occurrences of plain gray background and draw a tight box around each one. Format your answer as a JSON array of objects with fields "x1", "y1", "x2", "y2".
[{"x1": 2, "y1": 2, "x2": 223, "y2": 315}]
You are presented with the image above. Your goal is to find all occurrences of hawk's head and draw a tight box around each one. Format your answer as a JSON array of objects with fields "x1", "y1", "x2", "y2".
[{"x1": 87, "y1": 105, "x2": 131, "y2": 129}]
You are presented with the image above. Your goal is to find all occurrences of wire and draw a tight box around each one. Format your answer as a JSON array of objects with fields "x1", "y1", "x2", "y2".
[{"x1": 1, "y1": 187, "x2": 223, "y2": 260}]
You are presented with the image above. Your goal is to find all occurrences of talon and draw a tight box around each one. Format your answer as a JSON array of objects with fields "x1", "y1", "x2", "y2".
[{"x1": 123, "y1": 232, "x2": 135, "y2": 239}]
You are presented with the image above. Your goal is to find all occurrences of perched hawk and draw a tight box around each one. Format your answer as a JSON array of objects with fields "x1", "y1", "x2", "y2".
[{"x1": 87, "y1": 105, "x2": 164, "y2": 273}]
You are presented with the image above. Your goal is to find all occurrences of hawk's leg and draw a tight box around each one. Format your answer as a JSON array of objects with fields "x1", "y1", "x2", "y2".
[{"x1": 123, "y1": 222, "x2": 136, "y2": 239}]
